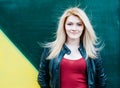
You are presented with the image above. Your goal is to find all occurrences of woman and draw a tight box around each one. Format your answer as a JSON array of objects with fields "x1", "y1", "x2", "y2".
[{"x1": 38, "y1": 7, "x2": 107, "y2": 88}]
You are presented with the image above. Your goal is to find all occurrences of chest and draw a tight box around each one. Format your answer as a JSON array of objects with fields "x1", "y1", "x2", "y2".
[{"x1": 63, "y1": 51, "x2": 82, "y2": 60}]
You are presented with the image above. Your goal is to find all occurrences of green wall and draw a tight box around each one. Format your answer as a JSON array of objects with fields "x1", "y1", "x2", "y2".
[{"x1": 0, "y1": 0, "x2": 120, "y2": 88}]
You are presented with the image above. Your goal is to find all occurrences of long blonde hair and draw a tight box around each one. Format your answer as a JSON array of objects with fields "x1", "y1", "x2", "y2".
[{"x1": 44, "y1": 7, "x2": 102, "y2": 59}]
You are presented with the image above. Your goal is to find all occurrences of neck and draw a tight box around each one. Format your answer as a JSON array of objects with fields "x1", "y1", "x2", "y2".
[{"x1": 65, "y1": 38, "x2": 80, "y2": 50}]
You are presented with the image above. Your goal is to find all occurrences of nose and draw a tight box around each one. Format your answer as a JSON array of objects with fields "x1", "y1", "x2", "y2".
[{"x1": 72, "y1": 25, "x2": 77, "y2": 31}]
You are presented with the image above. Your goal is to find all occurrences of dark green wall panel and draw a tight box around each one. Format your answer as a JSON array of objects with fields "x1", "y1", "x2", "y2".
[{"x1": 0, "y1": 0, "x2": 119, "y2": 88}]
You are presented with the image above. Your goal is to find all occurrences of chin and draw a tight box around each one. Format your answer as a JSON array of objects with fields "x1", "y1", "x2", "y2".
[
  {"x1": 70, "y1": 35, "x2": 80, "y2": 38},
  {"x1": 69, "y1": 37, "x2": 80, "y2": 40}
]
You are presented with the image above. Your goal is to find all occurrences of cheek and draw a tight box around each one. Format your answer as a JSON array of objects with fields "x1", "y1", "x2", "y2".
[
  {"x1": 79, "y1": 26, "x2": 84, "y2": 31},
  {"x1": 65, "y1": 25, "x2": 71, "y2": 31}
]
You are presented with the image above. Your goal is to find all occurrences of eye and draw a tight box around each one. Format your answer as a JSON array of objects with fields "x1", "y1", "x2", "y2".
[
  {"x1": 67, "y1": 22, "x2": 73, "y2": 25},
  {"x1": 77, "y1": 23, "x2": 83, "y2": 26}
]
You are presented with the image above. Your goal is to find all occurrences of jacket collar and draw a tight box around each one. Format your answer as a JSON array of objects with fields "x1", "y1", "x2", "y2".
[{"x1": 63, "y1": 43, "x2": 86, "y2": 59}]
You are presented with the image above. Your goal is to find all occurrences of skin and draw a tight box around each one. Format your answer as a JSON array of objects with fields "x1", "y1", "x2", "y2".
[{"x1": 64, "y1": 15, "x2": 84, "y2": 60}]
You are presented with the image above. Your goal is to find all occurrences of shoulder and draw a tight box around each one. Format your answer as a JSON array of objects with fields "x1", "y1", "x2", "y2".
[
  {"x1": 40, "y1": 47, "x2": 50, "y2": 60},
  {"x1": 92, "y1": 54, "x2": 104, "y2": 69},
  {"x1": 42, "y1": 47, "x2": 50, "y2": 54}
]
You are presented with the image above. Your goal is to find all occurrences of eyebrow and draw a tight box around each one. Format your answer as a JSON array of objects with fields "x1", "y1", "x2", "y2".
[{"x1": 66, "y1": 21, "x2": 83, "y2": 23}]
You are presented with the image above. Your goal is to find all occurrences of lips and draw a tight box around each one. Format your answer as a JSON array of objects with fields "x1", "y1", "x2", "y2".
[{"x1": 70, "y1": 31, "x2": 79, "y2": 34}]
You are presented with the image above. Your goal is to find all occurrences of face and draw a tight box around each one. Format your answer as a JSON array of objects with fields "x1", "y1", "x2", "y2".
[{"x1": 65, "y1": 15, "x2": 84, "y2": 41}]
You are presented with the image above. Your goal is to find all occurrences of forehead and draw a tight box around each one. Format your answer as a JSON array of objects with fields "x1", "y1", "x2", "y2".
[{"x1": 66, "y1": 15, "x2": 82, "y2": 23}]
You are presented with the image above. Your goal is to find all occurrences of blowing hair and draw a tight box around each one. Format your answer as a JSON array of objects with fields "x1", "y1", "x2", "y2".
[{"x1": 43, "y1": 7, "x2": 102, "y2": 60}]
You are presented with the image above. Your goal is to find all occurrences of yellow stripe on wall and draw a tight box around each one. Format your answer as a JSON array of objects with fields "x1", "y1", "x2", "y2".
[{"x1": 0, "y1": 30, "x2": 40, "y2": 88}]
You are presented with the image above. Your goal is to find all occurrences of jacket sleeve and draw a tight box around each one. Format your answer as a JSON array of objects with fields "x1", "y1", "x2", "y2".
[
  {"x1": 37, "y1": 48, "x2": 50, "y2": 88},
  {"x1": 94, "y1": 53, "x2": 107, "y2": 88}
]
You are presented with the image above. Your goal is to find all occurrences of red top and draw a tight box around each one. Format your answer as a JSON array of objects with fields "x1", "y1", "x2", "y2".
[{"x1": 60, "y1": 57, "x2": 88, "y2": 88}]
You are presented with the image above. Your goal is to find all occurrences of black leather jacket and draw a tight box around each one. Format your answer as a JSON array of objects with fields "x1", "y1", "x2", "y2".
[{"x1": 38, "y1": 44, "x2": 107, "y2": 88}]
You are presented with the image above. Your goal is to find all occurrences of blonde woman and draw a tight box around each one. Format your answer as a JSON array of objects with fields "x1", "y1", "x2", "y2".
[{"x1": 38, "y1": 7, "x2": 107, "y2": 88}]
